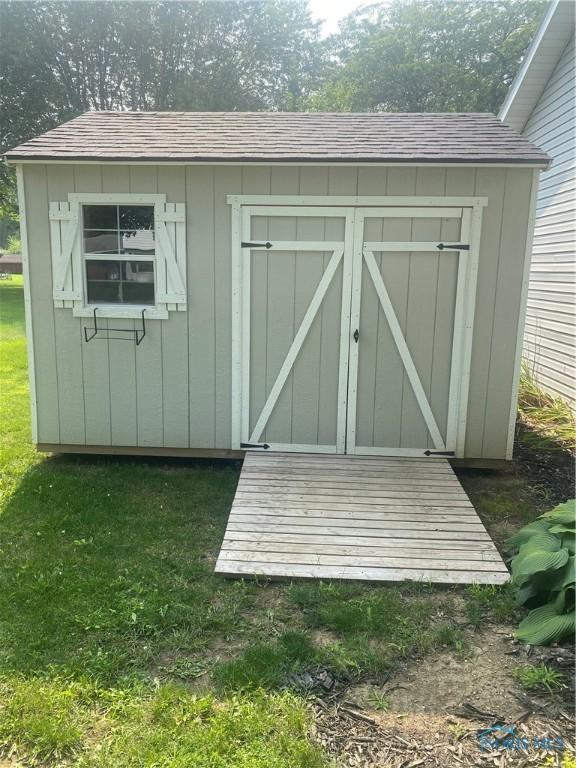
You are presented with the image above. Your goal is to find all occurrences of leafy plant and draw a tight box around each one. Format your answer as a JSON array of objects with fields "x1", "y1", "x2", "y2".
[
  {"x1": 5, "y1": 235, "x2": 21, "y2": 254},
  {"x1": 367, "y1": 691, "x2": 390, "y2": 712},
  {"x1": 517, "y1": 362, "x2": 576, "y2": 453},
  {"x1": 512, "y1": 664, "x2": 563, "y2": 692},
  {"x1": 507, "y1": 500, "x2": 575, "y2": 645}
]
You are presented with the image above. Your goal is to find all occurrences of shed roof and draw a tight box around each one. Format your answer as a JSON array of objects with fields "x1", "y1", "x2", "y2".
[
  {"x1": 6, "y1": 111, "x2": 550, "y2": 165},
  {"x1": 498, "y1": 0, "x2": 575, "y2": 132}
]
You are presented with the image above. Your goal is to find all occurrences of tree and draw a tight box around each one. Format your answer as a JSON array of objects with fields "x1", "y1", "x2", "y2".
[
  {"x1": 309, "y1": 0, "x2": 546, "y2": 113},
  {"x1": 0, "y1": 1, "x2": 326, "y2": 217}
]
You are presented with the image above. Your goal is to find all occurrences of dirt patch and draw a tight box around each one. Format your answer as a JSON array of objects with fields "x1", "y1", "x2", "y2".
[
  {"x1": 347, "y1": 623, "x2": 574, "y2": 719},
  {"x1": 358, "y1": 626, "x2": 523, "y2": 719},
  {"x1": 320, "y1": 622, "x2": 575, "y2": 766},
  {"x1": 313, "y1": 703, "x2": 573, "y2": 767}
]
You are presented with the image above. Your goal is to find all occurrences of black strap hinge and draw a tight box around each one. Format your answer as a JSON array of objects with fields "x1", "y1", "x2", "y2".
[
  {"x1": 241, "y1": 241, "x2": 273, "y2": 249},
  {"x1": 436, "y1": 243, "x2": 470, "y2": 251},
  {"x1": 424, "y1": 450, "x2": 455, "y2": 456},
  {"x1": 240, "y1": 442, "x2": 270, "y2": 449}
]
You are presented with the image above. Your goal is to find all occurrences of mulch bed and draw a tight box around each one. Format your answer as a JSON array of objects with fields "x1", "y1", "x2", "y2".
[
  {"x1": 514, "y1": 424, "x2": 575, "y2": 508},
  {"x1": 312, "y1": 700, "x2": 574, "y2": 767},
  {"x1": 310, "y1": 635, "x2": 575, "y2": 767}
]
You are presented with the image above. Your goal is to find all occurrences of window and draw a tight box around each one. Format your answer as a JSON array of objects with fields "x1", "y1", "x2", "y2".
[
  {"x1": 49, "y1": 193, "x2": 186, "y2": 318},
  {"x1": 82, "y1": 204, "x2": 156, "y2": 306}
]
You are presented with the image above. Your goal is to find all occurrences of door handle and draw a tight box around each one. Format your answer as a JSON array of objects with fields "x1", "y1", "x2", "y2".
[{"x1": 353, "y1": 329, "x2": 359, "y2": 343}]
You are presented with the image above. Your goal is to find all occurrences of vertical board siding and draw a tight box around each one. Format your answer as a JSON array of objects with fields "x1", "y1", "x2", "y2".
[
  {"x1": 482, "y1": 169, "x2": 533, "y2": 457},
  {"x1": 523, "y1": 36, "x2": 575, "y2": 403},
  {"x1": 25, "y1": 162, "x2": 532, "y2": 458},
  {"x1": 186, "y1": 166, "x2": 216, "y2": 447},
  {"x1": 24, "y1": 165, "x2": 60, "y2": 443},
  {"x1": 158, "y1": 166, "x2": 190, "y2": 447},
  {"x1": 46, "y1": 165, "x2": 85, "y2": 444},
  {"x1": 466, "y1": 168, "x2": 506, "y2": 457}
]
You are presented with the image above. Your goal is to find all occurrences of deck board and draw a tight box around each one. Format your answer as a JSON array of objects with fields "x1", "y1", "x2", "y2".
[{"x1": 215, "y1": 452, "x2": 509, "y2": 585}]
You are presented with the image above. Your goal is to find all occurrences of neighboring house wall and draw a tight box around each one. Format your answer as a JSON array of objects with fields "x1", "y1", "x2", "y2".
[
  {"x1": 523, "y1": 35, "x2": 575, "y2": 403},
  {"x1": 0, "y1": 254, "x2": 23, "y2": 274},
  {"x1": 20, "y1": 162, "x2": 536, "y2": 459}
]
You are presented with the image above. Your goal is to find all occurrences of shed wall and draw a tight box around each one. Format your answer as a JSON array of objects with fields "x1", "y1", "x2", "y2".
[
  {"x1": 522, "y1": 36, "x2": 575, "y2": 403},
  {"x1": 21, "y1": 163, "x2": 535, "y2": 459}
]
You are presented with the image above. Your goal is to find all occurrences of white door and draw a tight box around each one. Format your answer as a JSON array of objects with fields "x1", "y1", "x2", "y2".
[
  {"x1": 234, "y1": 204, "x2": 477, "y2": 457},
  {"x1": 238, "y1": 206, "x2": 355, "y2": 453},
  {"x1": 347, "y1": 207, "x2": 474, "y2": 457}
]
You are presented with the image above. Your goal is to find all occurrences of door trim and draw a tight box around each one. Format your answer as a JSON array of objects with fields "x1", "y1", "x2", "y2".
[
  {"x1": 230, "y1": 198, "x2": 484, "y2": 457},
  {"x1": 346, "y1": 206, "x2": 482, "y2": 457},
  {"x1": 228, "y1": 195, "x2": 488, "y2": 207},
  {"x1": 234, "y1": 205, "x2": 355, "y2": 453}
]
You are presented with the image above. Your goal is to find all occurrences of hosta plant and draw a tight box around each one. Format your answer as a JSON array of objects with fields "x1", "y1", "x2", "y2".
[{"x1": 507, "y1": 500, "x2": 575, "y2": 646}]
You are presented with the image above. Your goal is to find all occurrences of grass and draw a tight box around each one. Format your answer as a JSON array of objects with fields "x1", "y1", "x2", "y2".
[
  {"x1": 0, "y1": 678, "x2": 325, "y2": 767},
  {"x1": 367, "y1": 691, "x2": 389, "y2": 712},
  {"x1": 0, "y1": 278, "x2": 553, "y2": 765},
  {"x1": 463, "y1": 583, "x2": 517, "y2": 627},
  {"x1": 517, "y1": 361, "x2": 575, "y2": 453},
  {"x1": 512, "y1": 664, "x2": 564, "y2": 693},
  {"x1": 0, "y1": 278, "x2": 328, "y2": 765}
]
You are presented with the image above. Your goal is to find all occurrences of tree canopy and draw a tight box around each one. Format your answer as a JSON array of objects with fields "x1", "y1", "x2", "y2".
[
  {"x1": 0, "y1": 0, "x2": 546, "y2": 220},
  {"x1": 310, "y1": 0, "x2": 546, "y2": 112}
]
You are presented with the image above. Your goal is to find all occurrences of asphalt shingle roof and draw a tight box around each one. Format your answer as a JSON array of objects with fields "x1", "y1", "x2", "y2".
[{"x1": 6, "y1": 111, "x2": 551, "y2": 165}]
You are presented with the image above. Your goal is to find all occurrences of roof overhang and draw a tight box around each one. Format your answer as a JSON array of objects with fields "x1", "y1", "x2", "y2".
[
  {"x1": 499, "y1": 0, "x2": 575, "y2": 132},
  {"x1": 6, "y1": 157, "x2": 550, "y2": 169}
]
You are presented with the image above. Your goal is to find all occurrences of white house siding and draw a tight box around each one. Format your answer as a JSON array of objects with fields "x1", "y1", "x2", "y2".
[{"x1": 523, "y1": 36, "x2": 575, "y2": 403}]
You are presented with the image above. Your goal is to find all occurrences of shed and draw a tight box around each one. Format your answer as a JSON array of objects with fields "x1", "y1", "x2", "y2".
[
  {"x1": 6, "y1": 111, "x2": 550, "y2": 464},
  {"x1": 499, "y1": 0, "x2": 575, "y2": 405}
]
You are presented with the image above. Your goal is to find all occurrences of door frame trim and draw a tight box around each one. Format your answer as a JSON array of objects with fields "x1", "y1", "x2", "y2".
[
  {"x1": 230, "y1": 196, "x2": 484, "y2": 456},
  {"x1": 233, "y1": 205, "x2": 355, "y2": 453},
  {"x1": 346, "y1": 206, "x2": 481, "y2": 457},
  {"x1": 228, "y1": 195, "x2": 488, "y2": 207}
]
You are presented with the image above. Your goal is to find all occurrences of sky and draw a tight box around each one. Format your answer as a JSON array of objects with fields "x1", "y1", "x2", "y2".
[{"x1": 308, "y1": 0, "x2": 367, "y2": 35}]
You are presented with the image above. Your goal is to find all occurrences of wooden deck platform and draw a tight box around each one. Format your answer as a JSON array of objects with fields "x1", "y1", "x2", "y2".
[{"x1": 215, "y1": 452, "x2": 509, "y2": 584}]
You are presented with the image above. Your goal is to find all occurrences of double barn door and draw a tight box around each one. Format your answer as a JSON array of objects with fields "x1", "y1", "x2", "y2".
[{"x1": 235, "y1": 204, "x2": 478, "y2": 457}]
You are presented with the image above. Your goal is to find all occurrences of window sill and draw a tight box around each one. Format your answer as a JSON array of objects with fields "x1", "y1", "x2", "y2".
[{"x1": 72, "y1": 305, "x2": 169, "y2": 320}]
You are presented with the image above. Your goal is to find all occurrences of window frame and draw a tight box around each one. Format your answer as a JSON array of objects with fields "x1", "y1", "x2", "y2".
[
  {"x1": 69, "y1": 193, "x2": 170, "y2": 320},
  {"x1": 82, "y1": 203, "x2": 157, "y2": 308}
]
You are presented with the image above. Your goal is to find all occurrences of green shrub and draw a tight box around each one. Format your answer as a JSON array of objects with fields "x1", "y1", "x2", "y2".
[
  {"x1": 5, "y1": 234, "x2": 21, "y2": 254},
  {"x1": 507, "y1": 500, "x2": 575, "y2": 645}
]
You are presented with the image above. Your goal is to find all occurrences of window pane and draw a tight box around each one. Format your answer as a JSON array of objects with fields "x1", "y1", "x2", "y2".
[
  {"x1": 86, "y1": 259, "x2": 122, "y2": 281},
  {"x1": 83, "y1": 205, "x2": 118, "y2": 230},
  {"x1": 85, "y1": 259, "x2": 155, "y2": 305},
  {"x1": 122, "y1": 261, "x2": 154, "y2": 280},
  {"x1": 84, "y1": 231, "x2": 120, "y2": 254},
  {"x1": 86, "y1": 259, "x2": 121, "y2": 303},
  {"x1": 119, "y1": 205, "x2": 154, "y2": 230},
  {"x1": 122, "y1": 282, "x2": 155, "y2": 304},
  {"x1": 87, "y1": 280, "x2": 122, "y2": 304},
  {"x1": 122, "y1": 261, "x2": 155, "y2": 304},
  {"x1": 120, "y1": 230, "x2": 155, "y2": 255}
]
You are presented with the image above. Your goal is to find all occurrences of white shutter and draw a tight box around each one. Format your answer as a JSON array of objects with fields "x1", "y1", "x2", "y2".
[
  {"x1": 49, "y1": 201, "x2": 82, "y2": 305},
  {"x1": 155, "y1": 202, "x2": 187, "y2": 310}
]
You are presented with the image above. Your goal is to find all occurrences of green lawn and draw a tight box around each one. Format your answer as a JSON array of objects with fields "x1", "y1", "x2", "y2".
[{"x1": 0, "y1": 277, "x2": 539, "y2": 766}]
